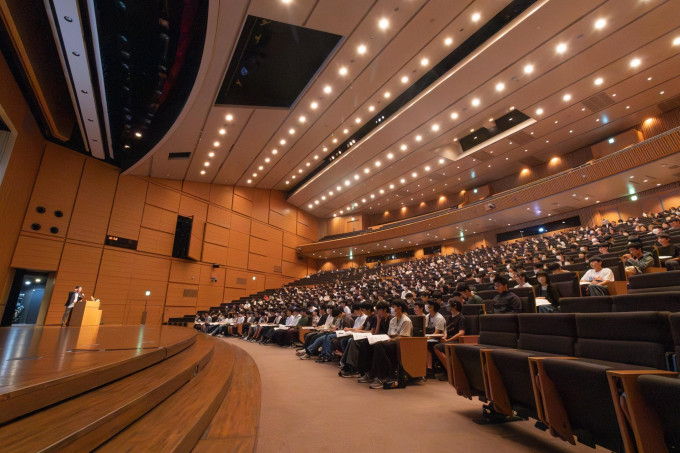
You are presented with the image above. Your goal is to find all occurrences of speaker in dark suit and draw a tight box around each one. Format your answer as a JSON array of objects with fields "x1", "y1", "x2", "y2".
[{"x1": 61, "y1": 286, "x2": 84, "y2": 326}]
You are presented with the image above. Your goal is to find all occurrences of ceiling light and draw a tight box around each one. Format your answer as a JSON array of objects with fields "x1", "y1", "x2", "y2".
[
  {"x1": 332, "y1": 138, "x2": 338, "y2": 143},
  {"x1": 336, "y1": 185, "x2": 341, "y2": 191},
  {"x1": 343, "y1": 128, "x2": 349, "y2": 134},
  {"x1": 471, "y1": 12, "x2": 481, "y2": 22},
  {"x1": 225, "y1": 114, "x2": 233, "y2": 121},
  {"x1": 387, "y1": 153, "x2": 393, "y2": 159},
  {"x1": 378, "y1": 18, "x2": 389, "y2": 30},
  {"x1": 556, "y1": 42, "x2": 567, "y2": 54},
  {"x1": 630, "y1": 58, "x2": 641, "y2": 68},
  {"x1": 379, "y1": 189, "x2": 385, "y2": 194},
  {"x1": 265, "y1": 158, "x2": 270, "y2": 163},
  {"x1": 208, "y1": 152, "x2": 215, "y2": 158},
  {"x1": 535, "y1": 108, "x2": 544, "y2": 115},
  {"x1": 562, "y1": 94, "x2": 572, "y2": 101},
  {"x1": 329, "y1": 191, "x2": 333, "y2": 195},
  {"x1": 368, "y1": 105, "x2": 375, "y2": 112},
  {"x1": 411, "y1": 172, "x2": 417, "y2": 178},
  {"x1": 471, "y1": 98, "x2": 480, "y2": 107},
  {"x1": 364, "y1": 168, "x2": 370, "y2": 174},
  {"x1": 389, "y1": 184, "x2": 394, "y2": 189},
  {"x1": 310, "y1": 101, "x2": 318, "y2": 109},
  {"x1": 450, "y1": 112, "x2": 459, "y2": 120},
  {"x1": 280, "y1": 139, "x2": 286, "y2": 145},
  {"x1": 354, "y1": 117, "x2": 362, "y2": 125},
  {"x1": 523, "y1": 64, "x2": 534, "y2": 74},
  {"x1": 370, "y1": 194, "x2": 375, "y2": 199},
  {"x1": 340, "y1": 210, "x2": 344, "y2": 214},
  {"x1": 594, "y1": 18, "x2": 606, "y2": 30},
  {"x1": 384, "y1": 91, "x2": 391, "y2": 98},
  {"x1": 401, "y1": 75, "x2": 409, "y2": 84},
  {"x1": 298, "y1": 169, "x2": 303, "y2": 173},
  {"x1": 375, "y1": 161, "x2": 381, "y2": 167},
  {"x1": 252, "y1": 173, "x2": 257, "y2": 177},
  {"x1": 431, "y1": 124, "x2": 439, "y2": 132},
  {"x1": 660, "y1": 90, "x2": 665, "y2": 95},
  {"x1": 218, "y1": 128, "x2": 226, "y2": 135},
  {"x1": 420, "y1": 57, "x2": 429, "y2": 66},
  {"x1": 354, "y1": 174, "x2": 359, "y2": 180},
  {"x1": 594, "y1": 77, "x2": 603, "y2": 86},
  {"x1": 285, "y1": 181, "x2": 289, "y2": 185},
  {"x1": 308, "y1": 204, "x2": 313, "y2": 209},
  {"x1": 495, "y1": 82, "x2": 505, "y2": 92},
  {"x1": 362, "y1": 198, "x2": 366, "y2": 203},
  {"x1": 288, "y1": 128, "x2": 295, "y2": 135},
  {"x1": 400, "y1": 178, "x2": 406, "y2": 184},
  {"x1": 313, "y1": 155, "x2": 318, "y2": 160},
  {"x1": 415, "y1": 135, "x2": 422, "y2": 142},
  {"x1": 339, "y1": 66, "x2": 348, "y2": 76},
  {"x1": 357, "y1": 44, "x2": 367, "y2": 55},
  {"x1": 258, "y1": 165, "x2": 263, "y2": 170},
  {"x1": 314, "y1": 200, "x2": 319, "y2": 205},
  {"x1": 201, "y1": 170, "x2": 206, "y2": 175},
  {"x1": 673, "y1": 36, "x2": 680, "y2": 46},
  {"x1": 444, "y1": 37, "x2": 453, "y2": 46},
  {"x1": 272, "y1": 149, "x2": 278, "y2": 155},
  {"x1": 213, "y1": 141, "x2": 219, "y2": 147},
  {"x1": 323, "y1": 85, "x2": 332, "y2": 94},
  {"x1": 299, "y1": 116, "x2": 306, "y2": 123},
  {"x1": 400, "y1": 144, "x2": 407, "y2": 151},
  {"x1": 438, "y1": 158, "x2": 445, "y2": 164},
  {"x1": 305, "y1": 162, "x2": 310, "y2": 167},
  {"x1": 204, "y1": 161, "x2": 210, "y2": 167},
  {"x1": 424, "y1": 166, "x2": 431, "y2": 171},
  {"x1": 291, "y1": 175, "x2": 296, "y2": 179}
]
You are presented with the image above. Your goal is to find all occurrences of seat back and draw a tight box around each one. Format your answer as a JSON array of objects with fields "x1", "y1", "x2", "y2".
[
  {"x1": 670, "y1": 313, "x2": 680, "y2": 371},
  {"x1": 628, "y1": 271, "x2": 680, "y2": 293},
  {"x1": 558, "y1": 296, "x2": 613, "y2": 313},
  {"x1": 478, "y1": 314, "x2": 519, "y2": 347},
  {"x1": 518, "y1": 313, "x2": 577, "y2": 355},
  {"x1": 464, "y1": 315, "x2": 480, "y2": 335},
  {"x1": 509, "y1": 287, "x2": 536, "y2": 313},
  {"x1": 575, "y1": 312, "x2": 673, "y2": 369},
  {"x1": 612, "y1": 292, "x2": 680, "y2": 312},
  {"x1": 549, "y1": 272, "x2": 580, "y2": 298},
  {"x1": 637, "y1": 375, "x2": 680, "y2": 450},
  {"x1": 410, "y1": 315, "x2": 426, "y2": 337}
]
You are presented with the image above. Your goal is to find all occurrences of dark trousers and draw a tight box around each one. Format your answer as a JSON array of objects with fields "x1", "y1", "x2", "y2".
[{"x1": 371, "y1": 340, "x2": 399, "y2": 380}]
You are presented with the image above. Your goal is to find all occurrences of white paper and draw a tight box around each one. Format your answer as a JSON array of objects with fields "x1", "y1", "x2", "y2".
[
  {"x1": 535, "y1": 297, "x2": 551, "y2": 306},
  {"x1": 367, "y1": 334, "x2": 391, "y2": 345}
]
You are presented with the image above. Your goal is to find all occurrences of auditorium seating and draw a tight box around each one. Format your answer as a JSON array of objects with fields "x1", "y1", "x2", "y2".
[
  {"x1": 474, "y1": 288, "x2": 536, "y2": 313},
  {"x1": 628, "y1": 270, "x2": 680, "y2": 293},
  {"x1": 531, "y1": 312, "x2": 673, "y2": 451},
  {"x1": 558, "y1": 292, "x2": 680, "y2": 313},
  {"x1": 0, "y1": 326, "x2": 260, "y2": 452}
]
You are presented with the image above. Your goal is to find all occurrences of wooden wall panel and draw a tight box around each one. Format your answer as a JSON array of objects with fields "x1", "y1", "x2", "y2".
[
  {"x1": 11, "y1": 234, "x2": 63, "y2": 271},
  {"x1": 137, "y1": 227, "x2": 174, "y2": 256},
  {"x1": 223, "y1": 288, "x2": 246, "y2": 303},
  {"x1": 249, "y1": 236, "x2": 278, "y2": 258},
  {"x1": 232, "y1": 193, "x2": 253, "y2": 217},
  {"x1": 145, "y1": 183, "x2": 180, "y2": 212},
  {"x1": 227, "y1": 248, "x2": 248, "y2": 269},
  {"x1": 164, "y1": 305, "x2": 196, "y2": 320},
  {"x1": 246, "y1": 273, "x2": 265, "y2": 293},
  {"x1": 209, "y1": 184, "x2": 233, "y2": 209},
  {"x1": 199, "y1": 264, "x2": 225, "y2": 285},
  {"x1": 204, "y1": 223, "x2": 229, "y2": 246},
  {"x1": 107, "y1": 176, "x2": 148, "y2": 240},
  {"x1": 248, "y1": 252, "x2": 279, "y2": 274},
  {"x1": 228, "y1": 230, "x2": 250, "y2": 252},
  {"x1": 202, "y1": 242, "x2": 228, "y2": 265},
  {"x1": 269, "y1": 210, "x2": 297, "y2": 233},
  {"x1": 198, "y1": 284, "x2": 224, "y2": 307},
  {"x1": 169, "y1": 260, "x2": 202, "y2": 284},
  {"x1": 166, "y1": 282, "x2": 198, "y2": 306},
  {"x1": 225, "y1": 268, "x2": 248, "y2": 288},
  {"x1": 22, "y1": 144, "x2": 85, "y2": 238},
  {"x1": 45, "y1": 242, "x2": 103, "y2": 324},
  {"x1": 230, "y1": 213, "x2": 251, "y2": 234},
  {"x1": 251, "y1": 189, "x2": 270, "y2": 223},
  {"x1": 251, "y1": 221, "x2": 282, "y2": 244},
  {"x1": 131, "y1": 252, "x2": 171, "y2": 281},
  {"x1": 179, "y1": 195, "x2": 208, "y2": 223},
  {"x1": 282, "y1": 260, "x2": 308, "y2": 278},
  {"x1": 182, "y1": 181, "x2": 210, "y2": 200},
  {"x1": 207, "y1": 205, "x2": 231, "y2": 228},
  {"x1": 153, "y1": 179, "x2": 182, "y2": 190},
  {"x1": 67, "y1": 159, "x2": 118, "y2": 243},
  {"x1": 283, "y1": 232, "x2": 304, "y2": 249},
  {"x1": 282, "y1": 246, "x2": 298, "y2": 263},
  {"x1": 141, "y1": 204, "x2": 177, "y2": 234},
  {"x1": 234, "y1": 186, "x2": 254, "y2": 201},
  {"x1": 297, "y1": 221, "x2": 318, "y2": 241}
]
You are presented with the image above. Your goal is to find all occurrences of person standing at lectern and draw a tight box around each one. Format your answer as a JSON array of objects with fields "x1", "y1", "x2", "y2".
[{"x1": 61, "y1": 285, "x2": 84, "y2": 326}]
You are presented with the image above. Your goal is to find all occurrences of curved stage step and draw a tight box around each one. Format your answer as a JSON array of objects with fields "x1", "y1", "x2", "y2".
[{"x1": 0, "y1": 326, "x2": 260, "y2": 452}]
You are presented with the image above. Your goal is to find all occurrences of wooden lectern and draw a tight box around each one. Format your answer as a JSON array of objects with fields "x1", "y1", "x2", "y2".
[{"x1": 70, "y1": 300, "x2": 102, "y2": 327}]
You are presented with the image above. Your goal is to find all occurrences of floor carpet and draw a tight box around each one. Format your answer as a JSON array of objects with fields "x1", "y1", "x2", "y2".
[{"x1": 224, "y1": 337, "x2": 605, "y2": 453}]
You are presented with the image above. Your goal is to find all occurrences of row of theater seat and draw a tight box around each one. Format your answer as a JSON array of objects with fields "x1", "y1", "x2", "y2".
[{"x1": 444, "y1": 311, "x2": 680, "y2": 452}]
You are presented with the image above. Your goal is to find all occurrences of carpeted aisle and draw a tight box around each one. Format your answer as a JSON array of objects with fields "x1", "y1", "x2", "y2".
[{"x1": 224, "y1": 337, "x2": 604, "y2": 453}]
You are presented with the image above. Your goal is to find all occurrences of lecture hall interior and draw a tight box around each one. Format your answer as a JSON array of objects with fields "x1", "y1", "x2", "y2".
[{"x1": 1, "y1": 0, "x2": 680, "y2": 452}]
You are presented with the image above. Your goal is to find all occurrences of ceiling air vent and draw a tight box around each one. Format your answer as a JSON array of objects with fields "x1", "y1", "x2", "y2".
[
  {"x1": 658, "y1": 94, "x2": 680, "y2": 113},
  {"x1": 168, "y1": 152, "x2": 192, "y2": 160},
  {"x1": 581, "y1": 92, "x2": 615, "y2": 113}
]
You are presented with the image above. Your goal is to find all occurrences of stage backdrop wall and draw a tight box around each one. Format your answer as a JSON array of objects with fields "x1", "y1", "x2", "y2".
[{"x1": 7, "y1": 143, "x2": 319, "y2": 325}]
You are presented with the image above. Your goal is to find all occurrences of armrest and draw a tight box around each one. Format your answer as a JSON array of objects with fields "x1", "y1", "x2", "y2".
[
  {"x1": 527, "y1": 357, "x2": 580, "y2": 444},
  {"x1": 480, "y1": 350, "x2": 512, "y2": 416},
  {"x1": 444, "y1": 344, "x2": 474, "y2": 398},
  {"x1": 643, "y1": 267, "x2": 666, "y2": 274},
  {"x1": 604, "y1": 281, "x2": 628, "y2": 295},
  {"x1": 397, "y1": 337, "x2": 427, "y2": 379},
  {"x1": 458, "y1": 335, "x2": 479, "y2": 344},
  {"x1": 606, "y1": 370, "x2": 678, "y2": 453}
]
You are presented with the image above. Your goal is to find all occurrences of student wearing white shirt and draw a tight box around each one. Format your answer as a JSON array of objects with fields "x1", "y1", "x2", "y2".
[
  {"x1": 580, "y1": 256, "x2": 614, "y2": 296},
  {"x1": 513, "y1": 272, "x2": 532, "y2": 288}
]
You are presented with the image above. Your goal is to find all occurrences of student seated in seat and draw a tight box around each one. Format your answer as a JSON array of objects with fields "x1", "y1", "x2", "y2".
[
  {"x1": 492, "y1": 276, "x2": 521, "y2": 313},
  {"x1": 367, "y1": 299, "x2": 413, "y2": 389},
  {"x1": 534, "y1": 271, "x2": 560, "y2": 313},
  {"x1": 432, "y1": 300, "x2": 466, "y2": 377},
  {"x1": 657, "y1": 232, "x2": 680, "y2": 270},
  {"x1": 580, "y1": 256, "x2": 614, "y2": 296},
  {"x1": 622, "y1": 241, "x2": 654, "y2": 276}
]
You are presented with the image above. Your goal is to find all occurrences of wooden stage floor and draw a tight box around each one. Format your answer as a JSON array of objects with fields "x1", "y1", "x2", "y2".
[{"x1": 0, "y1": 324, "x2": 197, "y2": 424}]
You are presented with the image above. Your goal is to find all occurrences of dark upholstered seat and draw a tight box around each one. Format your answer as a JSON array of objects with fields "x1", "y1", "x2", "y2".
[
  {"x1": 446, "y1": 314, "x2": 518, "y2": 399},
  {"x1": 671, "y1": 313, "x2": 680, "y2": 371},
  {"x1": 637, "y1": 374, "x2": 680, "y2": 450},
  {"x1": 487, "y1": 314, "x2": 577, "y2": 418},
  {"x1": 628, "y1": 271, "x2": 680, "y2": 293},
  {"x1": 612, "y1": 292, "x2": 680, "y2": 312},
  {"x1": 539, "y1": 312, "x2": 673, "y2": 451},
  {"x1": 558, "y1": 296, "x2": 613, "y2": 313},
  {"x1": 548, "y1": 272, "x2": 580, "y2": 298}
]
